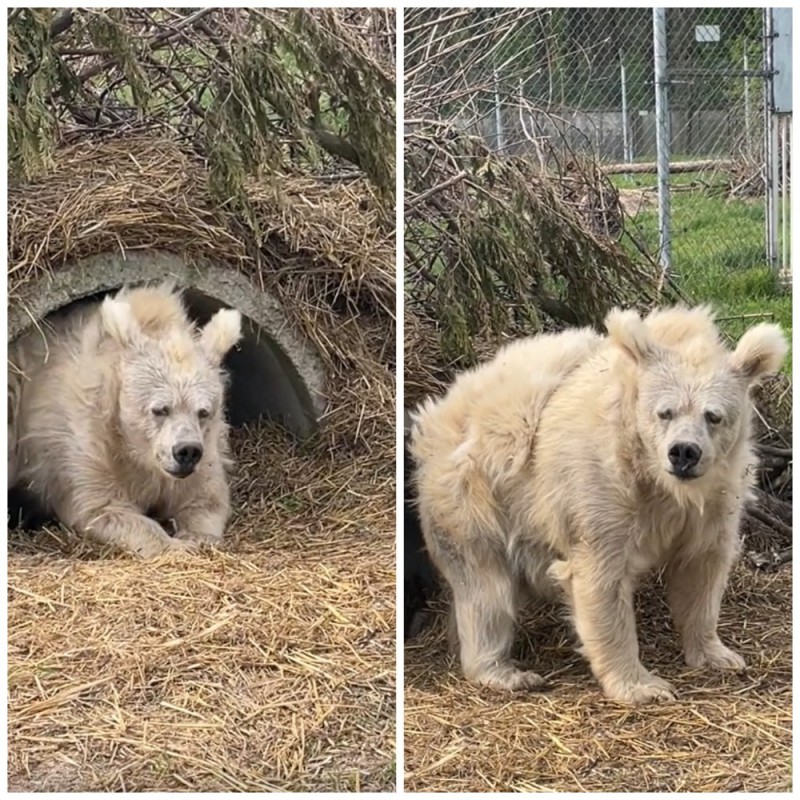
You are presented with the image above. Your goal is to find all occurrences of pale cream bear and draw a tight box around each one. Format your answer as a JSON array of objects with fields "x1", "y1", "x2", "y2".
[
  {"x1": 9, "y1": 283, "x2": 243, "y2": 558},
  {"x1": 410, "y1": 306, "x2": 787, "y2": 705}
]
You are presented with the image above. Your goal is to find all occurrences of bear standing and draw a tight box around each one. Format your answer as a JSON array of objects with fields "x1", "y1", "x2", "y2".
[
  {"x1": 8, "y1": 283, "x2": 242, "y2": 558},
  {"x1": 409, "y1": 306, "x2": 787, "y2": 705}
]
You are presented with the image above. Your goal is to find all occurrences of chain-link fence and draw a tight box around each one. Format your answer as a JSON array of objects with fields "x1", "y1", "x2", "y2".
[{"x1": 405, "y1": 7, "x2": 791, "y2": 295}]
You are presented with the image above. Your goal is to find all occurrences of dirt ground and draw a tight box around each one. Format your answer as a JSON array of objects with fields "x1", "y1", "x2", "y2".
[
  {"x1": 404, "y1": 559, "x2": 791, "y2": 792},
  {"x1": 7, "y1": 424, "x2": 396, "y2": 792},
  {"x1": 617, "y1": 187, "x2": 659, "y2": 217}
]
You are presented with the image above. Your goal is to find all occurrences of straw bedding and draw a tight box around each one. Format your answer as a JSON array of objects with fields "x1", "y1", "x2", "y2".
[
  {"x1": 8, "y1": 138, "x2": 396, "y2": 792},
  {"x1": 9, "y1": 426, "x2": 395, "y2": 792},
  {"x1": 404, "y1": 559, "x2": 791, "y2": 792}
]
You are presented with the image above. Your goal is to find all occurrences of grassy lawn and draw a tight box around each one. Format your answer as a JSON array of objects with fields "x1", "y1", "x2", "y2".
[{"x1": 614, "y1": 171, "x2": 792, "y2": 372}]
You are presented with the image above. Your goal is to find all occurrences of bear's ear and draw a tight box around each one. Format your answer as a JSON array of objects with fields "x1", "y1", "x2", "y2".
[
  {"x1": 729, "y1": 323, "x2": 788, "y2": 381},
  {"x1": 605, "y1": 307, "x2": 659, "y2": 365},
  {"x1": 200, "y1": 308, "x2": 242, "y2": 365},
  {"x1": 100, "y1": 295, "x2": 140, "y2": 345}
]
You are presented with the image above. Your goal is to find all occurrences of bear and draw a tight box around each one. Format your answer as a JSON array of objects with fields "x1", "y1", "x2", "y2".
[
  {"x1": 8, "y1": 283, "x2": 243, "y2": 559},
  {"x1": 403, "y1": 409, "x2": 439, "y2": 641},
  {"x1": 408, "y1": 306, "x2": 788, "y2": 705}
]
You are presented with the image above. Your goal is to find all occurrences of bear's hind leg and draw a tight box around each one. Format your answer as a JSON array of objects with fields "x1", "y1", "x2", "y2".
[{"x1": 447, "y1": 545, "x2": 545, "y2": 692}]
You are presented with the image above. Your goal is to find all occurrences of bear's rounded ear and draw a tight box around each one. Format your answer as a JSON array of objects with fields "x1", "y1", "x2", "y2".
[
  {"x1": 100, "y1": 295, "x2": 140, "y2": 345},
  {"x1": 200, "y1": 308, "x2": 242, "y2": 365},
  {"x1": 729, "y1": 323, "x2": 788, "y2": 382},
  {"x1": 605, "y1": 307, "x2": 659, "y2": 365}
]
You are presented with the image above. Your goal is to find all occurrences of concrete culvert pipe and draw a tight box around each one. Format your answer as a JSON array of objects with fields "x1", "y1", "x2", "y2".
[{"x1": 8, "y1": 250, "x2": 327, "y2": 526}]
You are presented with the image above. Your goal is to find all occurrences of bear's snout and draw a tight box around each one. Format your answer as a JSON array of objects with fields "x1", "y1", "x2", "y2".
[
  {"x1": 668, "y1": 441, "x2": 702, "y2": 479},
  {"x1": 171, "y1": 442, "x2": 204, "y2": 476}
]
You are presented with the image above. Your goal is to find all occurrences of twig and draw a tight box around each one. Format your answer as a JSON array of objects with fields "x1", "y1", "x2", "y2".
[
  {"x1": 141, "y1": 52, "x2": 206, "y2": 118},
  {"x1": 747, "y1": 506, "x2": 792, "y2": 540},
  {"x1": 758, "y1": 444, "x2": 792, "y2": 459},
  {"x1": 315, "y1": 171, "x2": 363, "y2": 182},
  {"x1": 406, "y1": 171, "x2": 468, "y2": 213},
  {"x1": 752, "y1": 489, "x2": 792, "y2": 525},
  {"x1": 76, "y1": 8, "x2": 217, "y2": 84}
]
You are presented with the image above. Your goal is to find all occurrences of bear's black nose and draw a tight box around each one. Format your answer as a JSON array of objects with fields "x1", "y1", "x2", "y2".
[
  {"x1": 173, "y1": 442, "x2": 203, "y2": 470},
  {"x1": 668, "y1": 442, "x2": 702, "y2": 473}
]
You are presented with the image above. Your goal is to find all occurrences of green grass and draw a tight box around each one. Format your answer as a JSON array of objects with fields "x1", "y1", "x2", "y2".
[{"x1": 614, "y1": 173, "x2": 792, "y2": 373}]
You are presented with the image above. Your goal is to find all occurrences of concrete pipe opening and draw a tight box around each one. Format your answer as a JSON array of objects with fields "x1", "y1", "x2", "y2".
[{"x1": 8, "y1": 250, "x2": 327, "y2": 527}]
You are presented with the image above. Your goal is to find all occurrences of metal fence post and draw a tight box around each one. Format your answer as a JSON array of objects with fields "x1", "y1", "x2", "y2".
[
  {"x1": 764, "y1": 9, "x2": 778, "y2": 270},
  {"x1": 743, "y1": 43, "x2": 752, "y2": 152},
  {"x1": 653, "y1": 8, "x2": 671, "y2": 281},
  {"x1": 620, "y1": 49, "x2": 633, "y2": 164},
  {"x1": 780, "y1": 116, "x2": 789, "y2": 273},
  {"x1": 493, "y1": 68, "x2": 505, "y2": 151}
]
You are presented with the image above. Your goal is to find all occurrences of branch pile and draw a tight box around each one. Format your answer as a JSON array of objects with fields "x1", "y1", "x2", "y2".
[
  {"x1": 404, "y1": 8, "x2": 678, "y2": 380},
  {"x1": 9, "y1": 7, "x2": 396, "y2": 208}
]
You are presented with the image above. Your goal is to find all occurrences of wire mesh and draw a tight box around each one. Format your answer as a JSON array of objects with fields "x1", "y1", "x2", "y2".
[{"x1": 406, "y1": 7, "x2": 782, "y2": 289}]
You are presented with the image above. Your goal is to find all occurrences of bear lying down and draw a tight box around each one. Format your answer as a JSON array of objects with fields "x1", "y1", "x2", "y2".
[
  {"x1": 409, "y1": 305, "x2": 787, "y2": 705},
  {"x1": 8, "y1": 283, "x2": 242, "y2": 558}
]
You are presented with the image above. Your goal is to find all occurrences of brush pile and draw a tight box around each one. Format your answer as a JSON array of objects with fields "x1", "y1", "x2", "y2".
[{"x1": 404, "y1": 7, "x2": 674, "y2": 373}]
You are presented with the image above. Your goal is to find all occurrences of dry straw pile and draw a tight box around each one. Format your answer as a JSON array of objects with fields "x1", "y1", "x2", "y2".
[
  {"x1": 403, "y1": 7, "x2": 790, "y2": 793},
  {"x1": 8, "y1": 8, "x2": 396, "y2": 792},
  {"x1": 405, "y1": 562, "x2": 791, "y2": 792}
]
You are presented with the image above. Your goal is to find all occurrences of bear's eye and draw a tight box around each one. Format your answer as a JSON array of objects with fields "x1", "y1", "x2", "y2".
[
  {"x1": 152, "y1": 406, "x2": 170, "y2": 418},
  {"x1": 198, "y1": 408, "x2": 210, "y2": 420},
  {"x1": 657, "y1": 409, "x2": 673, "y2": 421},
  {"x1": 705, "y1": 411, "x2": 722, "y2": 425}
]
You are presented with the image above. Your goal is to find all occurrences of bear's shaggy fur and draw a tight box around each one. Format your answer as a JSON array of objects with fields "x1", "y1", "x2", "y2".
[
  {"x1": 8, "y1": 283, "x2": 243, "y2": 558},
  {"x1": 409, "y1": 306, "x2": 788, "y2": 705}
]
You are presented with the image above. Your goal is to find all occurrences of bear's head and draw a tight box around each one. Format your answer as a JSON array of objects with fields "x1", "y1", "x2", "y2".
[
  {"x1": 100, "y1": 287, "x2": 243, "y2": 479},
  {"x1": 606, "y1": 306, "x2": 788, "y2": 495}
]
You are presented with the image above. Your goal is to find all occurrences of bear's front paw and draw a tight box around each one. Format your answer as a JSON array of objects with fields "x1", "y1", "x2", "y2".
[
  {"x1": 603, "y1": 671, "x2": 675, "y2": 706},
  {"x1": 685, "y1": 640, "x2": 746, "y2": 671},
  {"x1": 173, "y1": 529, "x2": 224, "y2": 547},
  {"x1": 133, "y1": 536, "x2": 199, "y2": 559},
  {"x1": 469, "y1": 664, "x2": 547, "y2": 693}
]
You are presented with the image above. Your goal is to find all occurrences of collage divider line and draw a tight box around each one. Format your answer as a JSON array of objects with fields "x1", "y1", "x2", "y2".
[{"x1": 395, "y1": 4, "x2": 405, "y2": 791}]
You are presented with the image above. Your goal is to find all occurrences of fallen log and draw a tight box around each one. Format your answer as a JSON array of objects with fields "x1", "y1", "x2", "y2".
[{"x1": 602, "y1": 159, "x2": 734, "y2": 175}]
